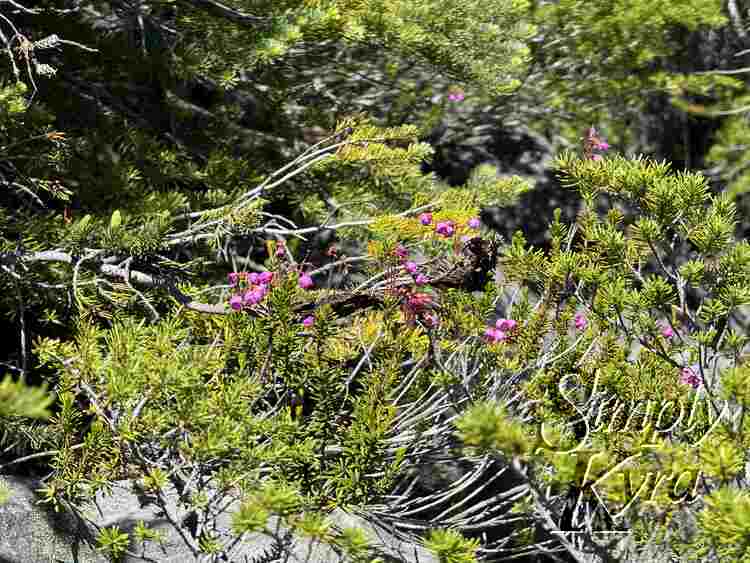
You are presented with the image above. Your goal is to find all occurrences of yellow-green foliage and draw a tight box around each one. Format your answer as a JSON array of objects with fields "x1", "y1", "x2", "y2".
[
  {"x1": 691, "y1": 486, "x2": 750, "y2": 561},
  {"x1": 7, "y1": 1, "x2": 750, "y2": 560},
  {"x1": 0, "y1": 375, "x2": 54, "y2": 420},
  {"x1": 424, "y1": 528, "x2": 480, "y2": 563}
]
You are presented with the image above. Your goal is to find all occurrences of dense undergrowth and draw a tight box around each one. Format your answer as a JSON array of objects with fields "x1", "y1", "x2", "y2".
[{"x1": 3, "y1": 1, "x2": 750, "y2": 562}]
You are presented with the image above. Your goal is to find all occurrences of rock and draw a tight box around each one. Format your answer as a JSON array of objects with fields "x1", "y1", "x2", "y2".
[
  {"x1": 0, "y1": 474, "x2": 107, "y2": 563},
  {"x1": 0, "y1": 475, "x2": 437, "y2": 562},
  {"x1": 86, "y1": 481, "x2": 438, "y2": 562}
]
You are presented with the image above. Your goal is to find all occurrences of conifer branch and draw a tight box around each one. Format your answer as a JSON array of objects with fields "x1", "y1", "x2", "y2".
[{"x1": 179, "y1": 0, "x2": 274, "y2": 25}]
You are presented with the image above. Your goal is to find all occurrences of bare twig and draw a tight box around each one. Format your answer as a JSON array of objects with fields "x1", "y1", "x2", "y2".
[{"x1": 0, "y1": 443, "x2": 84, "y2": 471}]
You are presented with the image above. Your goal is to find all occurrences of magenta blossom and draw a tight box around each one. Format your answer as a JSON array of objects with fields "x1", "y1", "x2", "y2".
[
  {"x1": 258, "y1": 271, "x2": 274, "y2": 284},
  {"x1": 661, "y1": 323, "x2": 674, "y2": 339},
  {"x1": 680, "y1": 367, "x2": 701, "y2": 389},
  {"x1": 574, "y1": 312, "x2": 587, "y2": 330},
  {"x1": 448, "y1": 91, "x2": 465, "y2": 102},
  {"x1": 247, "y1": 273, "x2": 259, "y2": 285},
  {"x1": 243, "y1": 288, "x2": 265, "y2": 305},
  {"x1": 468, "y1": 217, "x2": 481, "y2": 229},
  {"x1": 302, "y1": 316, "x2": 314, "y2": 328},
  {"x1": 228, "y1": 272, "x2": 239, "y2": 286},
  {"x1": 592, "y1": 154, "x2": 603, "y2": 162},
  {"x1": 229, "y1": 294, "x2": 243, "y2": 311},
  {"x1": 596, "y1": 141, "x2": 610, "y2": 151},
  {"x1": 419, "y1": 213, "x2": 433, "y2": 226},
  {"x1": 394, "y1": 243, "x2": 409, "y2": 259},
  {"x1": 415, "y1": 274, "x2": 429, "y2": 285},
  {"x1": 484, "y1": 327, "x2": 507, "y2": 343},
  {"x1": 496, "y1": 318, "x2": 517, "y2": 332},
  {"x1": 436, "y1": 221, "x2": 455, "y2": 237},
  {"x1": 404, "y1": 261, "x2": 418, "y2": 275},
  {"x1": 275, "y1": 241, "x2": 286, "y2": 258},
  {"x1": 299, "y1": 272, "x2": 314, "y2": 289}
]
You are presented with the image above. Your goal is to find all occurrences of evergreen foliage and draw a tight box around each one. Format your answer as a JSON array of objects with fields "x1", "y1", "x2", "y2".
[{"x1": 4, "y1": 0, "x2": 750, "y2": 562}]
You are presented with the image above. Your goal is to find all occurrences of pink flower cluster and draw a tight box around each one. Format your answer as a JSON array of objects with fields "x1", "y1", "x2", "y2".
[
  {"x1": 586, "y1": 126, "x2": 610, "y2": 162},
  {"x1": 298, "y1": 272, "x2": 314, "y2": 289},
  {"x1": 393, "y1": 244, "x2": 430, "y2": 286},
  {"x1": 402, "y1": 261, "x2": 429, "y2": 285},
  {"x1": 679, "y1": 367, "x2": 701, "y2": 389},
  {"x1": 228, "y1": 271, "x2": 275, "y2": 310},
  {"x1": 227, "y1": 268, "x2": 315, "y2": 311},
  {"x1": 447, "y1": 91, "x2": 465, "y2": 102},
  {"x1": 394, "y1": 243, "x2": 408, "y2": 259},
  {"x1": 418, "y1": 213, "x2": 479, "y2": 237},
  {"x1": 389, "y1": 246, "x2": 440, "y2": 328},
  {"x1": 275, "y1": 240, "x2": 286, "y2": 258},
  {"x1": 574, "y1": 312, "x2": 587, "y2": 330},
  {"x1": 435, "y1": 221, "x2": 455, "y2": 237},
  {"x1": 402, "y1": 290, "x2": 438, "y2": 328},
  {"x1": 660, "y1": 323, "x2": 674, "y2": 339},
  {"x1": 485, "y1": 318, "x2": 518, "y2": 343}
]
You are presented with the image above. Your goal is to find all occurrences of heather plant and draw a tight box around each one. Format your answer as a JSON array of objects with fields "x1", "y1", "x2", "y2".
[
  {"x1": 22, "y1": 123, "x2": 750, "y2": 562},
  {"x1": 29, "y1": 115, "x2": 531, "y2": 558},
  {"x1": 456, "y1": 141, "x2": 750, "y2": 560},
  {"x1": 5, "y1": 2, "x2": 750, "y2": 563}
]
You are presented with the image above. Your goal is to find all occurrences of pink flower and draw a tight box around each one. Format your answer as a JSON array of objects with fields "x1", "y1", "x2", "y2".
[
  {"x1": 404, "y1": 261, "x2": 418, "y2": 275},
  {"x1": 680, "y1": 368, "x2": 701, "y2": 389},
  {"x1": 592, "y1": 154, "x2": 603, "y2": 162},
  {"x1": 574, "y1": 312, "x2": 587, "y2": 330},
  {"x1": 419, "y1": 213, "x2": 433, "y2": 226},
  {"x1": 229, "y1": 294, "x2": 243, "y2": 311},
  {"x1": 406, "y1": 292, "x2": 433, "y2": 311},
  {"x1": 299, "y1": 273, "x2": 314, "y2": 289},
  {"x1": 468, "y1": 217, "x2": 481, "y2": 229},
  {"x1": 275, "y1": 241, "x2": 286, "y2": 257},
  {"x1": 228, "y1": 272, "x2": 239, "y2": 286},
  {"x1": 448, "y1": 91, "x2": 465, "y2": 102},
  {"x1": 394, "y1": 244, "x2": 409, "y2": 259},
  {"x1": 247, "y1": 273, "x2": 259, "y2": 285},
  {"x1": 415, "y1": 274, "x2": 429, "y2": 285},
  {"x1": 484, "y1": 327, "x2": 507, "y2": 343},
  {"x1": 595, "y1": 141, "x2": 610, "y2": 151},
  {"x1": 661, "y1": 324, "x2": 674, "y2": 339},
  {"x1": 243, "y1": 288, "x2": 265, "y2": 305},
  {"x1": 435, "y1": 221, "x2": 455, "y2": 237},
  {"x1": 496, "y1": 318, "x2": 517, "y2": 332},
  {"x1": 258, "y1": 271, "x2": 274, "y2": 284},
  {"x1": 422, "y1": 313, "x2": 439, "y2": 328},
  {"x1": 302, "y1": 316, "x2": 314, "y2": 328}
]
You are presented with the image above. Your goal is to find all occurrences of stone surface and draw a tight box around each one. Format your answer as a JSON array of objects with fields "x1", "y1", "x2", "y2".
[
  {"x1": 0, "y1": 476, "x2": 438, "y2": 562},
  {"x1": 87, "y1": 481, "x2": 438, "y2": 562},
  {"x1": 0, "y1": 475, "x2": 107, "y2": 563}
]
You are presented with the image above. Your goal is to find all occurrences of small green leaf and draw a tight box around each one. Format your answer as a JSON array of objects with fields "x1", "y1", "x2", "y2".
[{"x1": 110, "y1": 209, "x2": 122, "y2": 229}]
